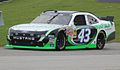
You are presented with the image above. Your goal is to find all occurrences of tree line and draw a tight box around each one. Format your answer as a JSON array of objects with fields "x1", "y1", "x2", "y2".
[{"x1": 0, "y1": 0, "x2": 8, "y2": 2}]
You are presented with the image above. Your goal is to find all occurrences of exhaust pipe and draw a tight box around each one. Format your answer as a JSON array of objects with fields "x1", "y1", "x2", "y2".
[{"x1": 0, "y1": 11, "x2": 4, "y2": 26}]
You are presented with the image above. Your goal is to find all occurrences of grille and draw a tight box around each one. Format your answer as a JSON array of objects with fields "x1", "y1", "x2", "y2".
[
  {"x1": 9, "y1": 40, "x2": 44, "y2": 46},
  {"x1": 8, "y1": 31, "x2": 48, "y2": 46}
]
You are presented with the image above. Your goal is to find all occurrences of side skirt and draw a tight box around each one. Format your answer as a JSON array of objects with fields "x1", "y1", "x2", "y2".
[{"x1": 66, "y1": 44, "x2": 96, "y2": 49}]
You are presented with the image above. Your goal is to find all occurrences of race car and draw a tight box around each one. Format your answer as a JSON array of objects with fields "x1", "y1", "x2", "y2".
[{"x1": 6, "y1": 10, "x2": 115, "y2": 50}]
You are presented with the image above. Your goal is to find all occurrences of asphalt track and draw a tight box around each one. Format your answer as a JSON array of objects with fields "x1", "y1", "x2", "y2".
[{"x1": 0, "y1": 43, "x2": 120, "y2": 70}]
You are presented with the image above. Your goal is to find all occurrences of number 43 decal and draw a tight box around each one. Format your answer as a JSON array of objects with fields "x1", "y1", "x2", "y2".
[{"x1": 78, "y1": 29, "x2": 91, "y2": 43}]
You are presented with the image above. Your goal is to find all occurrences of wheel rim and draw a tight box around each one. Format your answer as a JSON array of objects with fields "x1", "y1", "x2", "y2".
[
  {"x1": 56, "y1": 33, "x2": 65, "y2": 50},
  {"x1": 57, "y1": 38, "x2": 64, "y2": 48},
  {"x1": 97, "y1": 38, "x2": 105, "y2": 49}
]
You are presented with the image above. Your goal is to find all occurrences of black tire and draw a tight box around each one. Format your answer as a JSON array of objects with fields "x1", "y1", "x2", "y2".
[
  {"x1": 96, "y1": 32, "x2": 105, "y2": 50},
  {"x1": 56, "y1": 32, "x2": 66, "y2": 51}
]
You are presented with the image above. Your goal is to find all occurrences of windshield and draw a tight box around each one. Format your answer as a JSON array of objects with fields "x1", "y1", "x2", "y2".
[{"x1": 32, "y1": 13, "x2": 72, "y2": 25}]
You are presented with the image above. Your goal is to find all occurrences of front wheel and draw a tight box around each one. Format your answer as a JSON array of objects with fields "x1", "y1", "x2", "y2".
[{"x1": 56, "y1": 32, "x2": 66, "y2": 51}]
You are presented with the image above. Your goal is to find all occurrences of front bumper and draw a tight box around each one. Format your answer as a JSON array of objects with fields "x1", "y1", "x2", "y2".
[{"x1": 6, "y1": 35, "x2": 57, "y2": 50}]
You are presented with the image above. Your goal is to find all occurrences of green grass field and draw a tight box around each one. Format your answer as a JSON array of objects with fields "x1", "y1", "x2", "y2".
[{"x1": 0, "y1": 0, "x2": 120, "y2": 46}]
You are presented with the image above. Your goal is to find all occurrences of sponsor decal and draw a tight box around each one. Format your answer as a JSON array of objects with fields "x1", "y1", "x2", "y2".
[
  {"x1": 13, "y1": 36, "x2": 35, "y2": 40},
  {"x1": 73, "y1": 30, "x2": 77, "y2": 38},
  {"x1": 66, "y1": 30, "x2": 73, "y2": 37},
  {"x1": 95, "y1": 24, "x2": 111, "y2": 29},
  {"x1": 48, "y1": 35, "x2": 55, "y2": 46},
  {"x1": 49, "y1": 38, "x2": 54, "y2": 44}
]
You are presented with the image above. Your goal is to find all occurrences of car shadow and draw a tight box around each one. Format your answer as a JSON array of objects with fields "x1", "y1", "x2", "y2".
[{"x1": 5, "y1": 47, "x2": 111, "y2": 51}]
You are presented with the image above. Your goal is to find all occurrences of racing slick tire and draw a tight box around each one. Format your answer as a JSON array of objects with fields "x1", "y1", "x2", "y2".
[
  {"x1": 56, "y1": 32, "x2": 66, "y2": 51},
  {"x1": 96, "y1": 32, "x2": 106, "y2": 50}
]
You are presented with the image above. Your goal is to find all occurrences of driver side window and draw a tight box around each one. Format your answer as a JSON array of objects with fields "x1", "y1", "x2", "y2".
[{"x1": 74, "y1": 15, "x2": 86, "y2": 26}]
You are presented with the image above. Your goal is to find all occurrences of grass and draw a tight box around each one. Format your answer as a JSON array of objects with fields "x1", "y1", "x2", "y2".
[{"x1": 0, "y1": 0, "x2": 120, "y2": 46}]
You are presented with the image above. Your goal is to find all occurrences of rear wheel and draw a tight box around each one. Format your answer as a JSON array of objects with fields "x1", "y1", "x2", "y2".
[
  {"x1": 96, "y1": 32, "x2": 106, "y2": 50},
  {"x1": 56, "y1": 32, "x2": 66, "y2": 51}
]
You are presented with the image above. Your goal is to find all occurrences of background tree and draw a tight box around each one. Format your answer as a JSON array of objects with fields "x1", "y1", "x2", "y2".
[{"x1": 0, "y1": 0, "x2": 8, "y2": 2}]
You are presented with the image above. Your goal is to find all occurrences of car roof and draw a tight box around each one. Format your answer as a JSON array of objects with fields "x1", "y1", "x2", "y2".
[
  {"x1": 43, "y1": 10, "x2": 78, "y2": 14},
  {"x1": 43, "y1": 10, "x2": 93, "y2": 15}
]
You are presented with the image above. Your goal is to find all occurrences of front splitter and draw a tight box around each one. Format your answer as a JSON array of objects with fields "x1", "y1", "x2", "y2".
[
  {"x1": 5, "y1": 45, "x2": 56, "y2": 50},
  {"x1": 5, "y1": 44, "x2": 96, "y2": 50}
]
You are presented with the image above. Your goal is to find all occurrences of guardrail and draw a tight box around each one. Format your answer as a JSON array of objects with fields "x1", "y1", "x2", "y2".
[{"x1": 0, "y1": 11, "x2": 4, "y2": 26}]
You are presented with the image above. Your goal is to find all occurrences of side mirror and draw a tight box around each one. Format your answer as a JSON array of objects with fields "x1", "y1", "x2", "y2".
[{"x1": 0, "y1": 11, "x2": 4, "y2": 26}]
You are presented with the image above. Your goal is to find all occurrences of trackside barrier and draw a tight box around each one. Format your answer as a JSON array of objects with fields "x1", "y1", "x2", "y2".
[{"x1": 0, "y1": 11, "x2": 4, "y2": 26}]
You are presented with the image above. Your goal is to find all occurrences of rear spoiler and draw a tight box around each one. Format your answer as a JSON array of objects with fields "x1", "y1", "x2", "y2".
[
  {"x1": 0, "y1": 11, "x2": 4, "y2": 26},
  {"x1": 99, "y1": 16, "x2": 114, "y2": 22}
]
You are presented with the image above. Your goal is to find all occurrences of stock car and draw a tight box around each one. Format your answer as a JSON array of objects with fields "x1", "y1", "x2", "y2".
[{"x1": 6, "y1": 10, "x2": 115, "y2": 50}]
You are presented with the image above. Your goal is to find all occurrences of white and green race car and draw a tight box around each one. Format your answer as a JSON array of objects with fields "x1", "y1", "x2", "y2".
[{"x1": 6, "y1": 10, "x2": 115, "y2": 50}]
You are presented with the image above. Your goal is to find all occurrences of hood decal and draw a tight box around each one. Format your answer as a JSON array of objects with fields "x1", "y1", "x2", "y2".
[{"x1": 11, "y1": 23, "x2": 64, "y2": 32}]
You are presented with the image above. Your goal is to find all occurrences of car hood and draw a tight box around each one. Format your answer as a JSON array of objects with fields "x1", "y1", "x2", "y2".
[{"x1": 10, "y1": 23, "x2": 66, "y2": 32}]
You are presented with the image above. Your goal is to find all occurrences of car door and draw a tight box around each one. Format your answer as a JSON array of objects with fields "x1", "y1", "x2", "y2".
[
  {"x1": 72, "y1": 15, "x2": 88, "y2": 44},
  {"x1": 71, "y1": 14, "x2": 97, "y2": 45}
]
